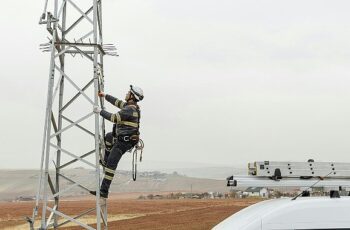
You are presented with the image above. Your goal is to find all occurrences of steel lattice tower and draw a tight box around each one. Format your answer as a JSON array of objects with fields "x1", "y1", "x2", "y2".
[{"x1": 29, "y1": 0, "x2": 116, "y2": 229}]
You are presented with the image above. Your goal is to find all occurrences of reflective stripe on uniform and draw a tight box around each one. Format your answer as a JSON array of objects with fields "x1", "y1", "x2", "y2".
[
  {"x1": 119, "y1": 121, "x2": 139, "y2": 127},
  {"x1": 132, "y1": 112, "x2": 139, "y2": 117},
  {"x1": 115, "y1": 100, "x2": 125, "y2": 108},
  {"x1": 111, "y1": 113, "x2": 121, "y2": 123},
  {"x1": 119, "y1": 101, "x2": 125, "y2": 108},
  {"x1": 116, "y1": 113, "x2": 121, "y2": 123},
  {"x1": 105, "y1": 167, "x2": 115, "y2": 174},
  {"x1": 104, "y1": 175, "x2": 113, "y2": 181}
]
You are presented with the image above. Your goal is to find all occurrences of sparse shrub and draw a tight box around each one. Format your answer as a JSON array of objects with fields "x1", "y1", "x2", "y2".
[{"x1": 138, "y1": 195, "x2": 146, "y2": 199}]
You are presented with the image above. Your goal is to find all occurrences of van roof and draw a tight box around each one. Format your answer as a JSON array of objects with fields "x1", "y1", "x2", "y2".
[{"x1": 214, "y1": 196, "x2": 350, "y2": 230}]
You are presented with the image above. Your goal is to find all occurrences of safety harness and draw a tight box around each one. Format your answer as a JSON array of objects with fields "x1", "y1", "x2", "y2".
[{"x1": 106, "y1": 103, "x2": 144, "y2": 181}]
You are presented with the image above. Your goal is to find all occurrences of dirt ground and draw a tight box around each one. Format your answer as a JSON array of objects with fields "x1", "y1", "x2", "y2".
[{"x1": 0, "y1": 197, "x2": 259, "y2": 230}]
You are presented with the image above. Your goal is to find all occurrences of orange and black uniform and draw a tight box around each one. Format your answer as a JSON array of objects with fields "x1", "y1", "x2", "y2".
[{"x1": 99, "y1": 94, "x2": 140, "y2": 195}]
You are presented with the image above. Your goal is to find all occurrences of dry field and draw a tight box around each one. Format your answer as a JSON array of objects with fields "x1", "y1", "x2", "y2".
[{"x1": 0, "y1": 197, "x2": 259, "y2": 230}]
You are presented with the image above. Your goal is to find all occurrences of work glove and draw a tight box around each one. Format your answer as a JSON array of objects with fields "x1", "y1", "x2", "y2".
[
  {"x1": 93, "y1": 106, "x2": 102, "y2": 114},
  {"x1": 98, "y1": 91, "x2": 105, "y2": 97}
]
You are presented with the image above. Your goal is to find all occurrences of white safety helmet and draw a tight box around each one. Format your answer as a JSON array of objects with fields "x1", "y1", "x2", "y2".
[{"x1": 130, "y1": 85, "x2": 144, "y2": 101}]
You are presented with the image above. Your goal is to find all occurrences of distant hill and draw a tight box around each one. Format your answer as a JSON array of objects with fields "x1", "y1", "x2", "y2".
[
  {"x1": 0, "y1": 169, "x2": 230, "y2": 201},
  {"x1": 114, "y1": 160, "x2": 247, "y2": 180},
  {"x1": 156, "y1": 167, "x2": 246, "y2": 180}
]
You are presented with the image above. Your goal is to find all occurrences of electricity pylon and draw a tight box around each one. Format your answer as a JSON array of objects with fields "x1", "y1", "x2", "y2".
[{"x1": 29, "y1": 0, "x2": 116, "y2": 229}]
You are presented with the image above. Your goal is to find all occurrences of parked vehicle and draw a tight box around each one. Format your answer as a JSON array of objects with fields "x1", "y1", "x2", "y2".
[{"x1": 213, "y1": 196, "x2": 350, "y2": 230}]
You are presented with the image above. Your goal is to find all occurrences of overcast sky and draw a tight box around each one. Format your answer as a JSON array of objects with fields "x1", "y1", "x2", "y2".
[{"x1": 1, "y1": 0, "x2": 350, "y2": 170}]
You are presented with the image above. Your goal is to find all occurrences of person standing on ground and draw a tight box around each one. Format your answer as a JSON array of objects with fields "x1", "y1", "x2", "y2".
[{"x1": 91, "y1": 85, "x2": 144, "y2": 198}]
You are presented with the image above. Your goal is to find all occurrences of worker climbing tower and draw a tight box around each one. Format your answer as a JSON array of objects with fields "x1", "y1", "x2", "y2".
[{"x1": 29, "y1": 0, "x2": 116, "y2": 229}]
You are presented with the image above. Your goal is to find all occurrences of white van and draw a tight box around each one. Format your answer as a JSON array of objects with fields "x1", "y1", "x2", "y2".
[{"x1": 213, "y1": 196, "x2": 350, "y2": 230}]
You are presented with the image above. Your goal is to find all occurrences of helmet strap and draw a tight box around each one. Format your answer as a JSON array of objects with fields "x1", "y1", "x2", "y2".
[{"x1": 127, "y1": 93, "x2": 138, "y2": 104}]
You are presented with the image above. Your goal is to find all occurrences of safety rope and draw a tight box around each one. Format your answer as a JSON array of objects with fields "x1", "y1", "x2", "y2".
[
  {"x1": 96, "y1": 67, "x2": 106, "y2": 173},
  {"x1": 132, "y1": 139, "x2": 144, "y2": 181}
]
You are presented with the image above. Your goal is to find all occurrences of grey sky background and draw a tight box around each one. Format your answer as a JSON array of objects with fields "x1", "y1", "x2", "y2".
[{"x1": 1, "y1": 0, "x2": 350, "y2": 170}]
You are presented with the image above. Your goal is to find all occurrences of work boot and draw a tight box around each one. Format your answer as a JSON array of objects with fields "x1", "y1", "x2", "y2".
[{"x1": 89, "y1": 190, "x2": 108, "y2": 199}]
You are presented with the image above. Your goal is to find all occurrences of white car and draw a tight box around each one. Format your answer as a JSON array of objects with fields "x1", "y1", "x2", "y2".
[{"x1": 213, "y1": 196, "x2": 350, "y2": 230}]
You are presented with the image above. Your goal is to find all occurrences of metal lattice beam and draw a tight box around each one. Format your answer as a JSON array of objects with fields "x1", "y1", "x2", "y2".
[{"x1": 30, "y1": 0, "x2": 114, "y2": 229}]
